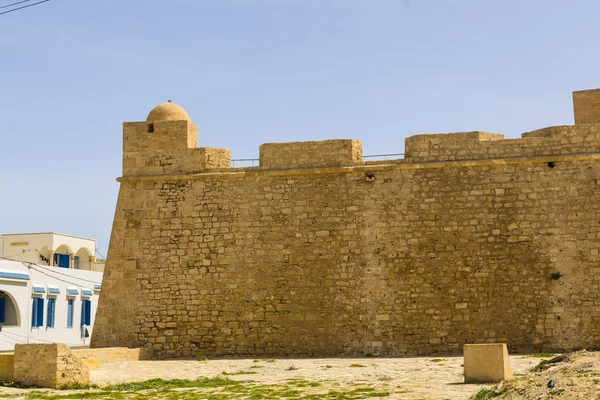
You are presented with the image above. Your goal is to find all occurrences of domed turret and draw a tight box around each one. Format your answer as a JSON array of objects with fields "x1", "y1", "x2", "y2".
[{"x1": 146, "y1": 100, "x2": 191, "y2": 122}]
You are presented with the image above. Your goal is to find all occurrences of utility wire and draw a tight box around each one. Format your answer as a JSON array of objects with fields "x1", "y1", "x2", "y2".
[
  {"x1": 29, "y1": 265, "x2": 100, "y2": 287},
  {"x1": 0, "y1": 255, "x2": 101, "y2": 286},
  {"x1": 95, "y1": 249, "x2": 106, "y2": 260},
  {"x1": 1, "y1": 249, "x2": 33, "y2": 260},
  {"x1": 2, "y1": 331, "x2": 81, "y2": 347},
  {"x1": 0, "y1": 335, "x2": 17, "y2": 347},
  {"x1": 0, "y1": 0, "x2": 30, "y2": 10},
  {"x1": 0, "y1": 0, "x2": 49, "y2": 16}
]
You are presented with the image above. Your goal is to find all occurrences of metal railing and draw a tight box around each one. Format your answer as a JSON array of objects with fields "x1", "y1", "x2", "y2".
[
  {"x1": 362, "y1": 153, "x2": 404, "y2": 161},
  {"x1": 231, "y1": 158, "x2": 259, "y2": 167},
  {"x1": 231, "y1": 153, "x2": 405, "y2": 167}
]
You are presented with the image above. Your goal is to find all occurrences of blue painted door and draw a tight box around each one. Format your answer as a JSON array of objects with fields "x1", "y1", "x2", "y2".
[{"x1": 54, "y1": 253, "x2": 70, "y2": 268}]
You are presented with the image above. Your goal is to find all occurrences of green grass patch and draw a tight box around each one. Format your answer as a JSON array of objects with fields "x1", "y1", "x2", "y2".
[
  {"x1": 349, "y1": 364, "x2": 366, "y2": 368},
  {"x1": 105, "y1": 376, "x2": 239, "y2": 391},
  {"x1": 16, "y1": 378, "x2": 390, "y2": 400},
  {"x1": 529, "y1": 353, "x2": 555, "y2": 358},
  {"x1": 531, "y1": 359, "x2": 553, "y2": 372},
  {"x1": 287, "y1": 380, "x2": 321, "y2": 388},
  {"x1": 222, "y1": 370, "x2": 257, "y2": 375},
  {"x1": 27, "y1": 392, "x2": 122, "y2": 400},
  {"x1": 472, "y1": 388, "x2": 494, "y2": 400},
  {"x1": 429, "y1": 359, "x2": 445, "y2": 363}
]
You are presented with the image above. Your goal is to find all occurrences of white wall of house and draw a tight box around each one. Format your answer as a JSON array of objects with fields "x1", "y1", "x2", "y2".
[
  {"x1": 0, "y1": 232, "x2": 99, "y2": 271},
  {"x1": 0, "y1": 259, "x2": 103, "y2": 351}
]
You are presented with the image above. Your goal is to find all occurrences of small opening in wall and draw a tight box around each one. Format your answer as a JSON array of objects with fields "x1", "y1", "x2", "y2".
[
  {"x1": 147, "y1": 123, "x2": 154, "y2": 133},
  {"x1": 546, "y1": 162, "x2": 555, "y2": 168},
  {"x1": 365, "y1": 174, "x2": 376, "y2": 182}
]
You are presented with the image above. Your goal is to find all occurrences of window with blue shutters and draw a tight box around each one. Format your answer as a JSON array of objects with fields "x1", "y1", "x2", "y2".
[
  {"x1": 31, "y1": 297, "x2": 44, "y2": 328},
  {"x1": 81, "y1": 299, "x2": 91, "y2": 326},
  {"x1": 0, "y1": 297, "x2": 5, "y2": 324},
  {"x1": 47, "y1": 298, "x2": 55, "y2": 328},
  {"x1": 67, "y1": 299, "x2": 73, "y2": 328}
]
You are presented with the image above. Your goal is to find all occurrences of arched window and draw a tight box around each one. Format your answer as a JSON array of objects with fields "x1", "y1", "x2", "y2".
[{"x1": 0, "y1": 291, "x2": 20, "y2": 326}]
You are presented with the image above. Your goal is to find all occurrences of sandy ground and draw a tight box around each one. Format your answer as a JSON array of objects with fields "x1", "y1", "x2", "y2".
[{"x1": 84, "y1": 355, "x2": 542, "y2": 399}]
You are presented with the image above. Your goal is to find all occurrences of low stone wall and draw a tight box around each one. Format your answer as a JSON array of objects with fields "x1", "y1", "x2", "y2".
[
  {"x1": 73, "y1": 346, "x2": 152, "y2": 363},
  {"x1": 1, "y1": 346, "x2": 151, "y2": 387},
  {"x1": 14, "y1": 344, "x2": 89, "y2": 388}
]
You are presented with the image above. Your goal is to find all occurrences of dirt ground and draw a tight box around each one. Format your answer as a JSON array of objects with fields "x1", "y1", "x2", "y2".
[
  {"x1": 90, "y1": 355, "x2": 540, "y2": 399},
  {"x1": 0, "y1": 354, "x2": 549, "y2": 399}
]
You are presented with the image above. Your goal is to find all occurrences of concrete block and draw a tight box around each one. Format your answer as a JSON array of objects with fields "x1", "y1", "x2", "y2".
[{"x1": 464, "y1": 343, "x2": 513, "y2": 383}]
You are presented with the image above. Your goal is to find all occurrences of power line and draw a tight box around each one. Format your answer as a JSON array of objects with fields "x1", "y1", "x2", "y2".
[
  {"x1": 0, "y1": 0, "x2": 30, "y2": 10},
  {"x1": 2, "y1": 331, "x2": 81, "y2": 347},
  {"x1": 0, "y1": 335, "x2": 18, "y2": 347},
  {"x1": 0, "y1": 255, "x2": 101, "y2": 286},
  {"x1": 95, "y1": 249, "x2": 106, "y2": 260},
  {"x1": 0, "y1": 0, "x2": 49, "y2": 16},
  {"x1": 29, "y1": 265, "x2": 100, "y2": 287}
]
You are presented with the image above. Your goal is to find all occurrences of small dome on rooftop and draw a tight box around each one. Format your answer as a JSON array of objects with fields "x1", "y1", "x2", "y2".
[{"x1": 146, "y1": 100, "x2": 191, "y2": 122}]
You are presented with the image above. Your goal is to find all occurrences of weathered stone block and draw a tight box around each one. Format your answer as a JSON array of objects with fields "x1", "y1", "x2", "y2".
[
  {"x1": 463, "y1": 344, "x2": 513, "y2": 383},
  {"x1": 14, "y1": 344, "x2": 89, "y2": 388}
]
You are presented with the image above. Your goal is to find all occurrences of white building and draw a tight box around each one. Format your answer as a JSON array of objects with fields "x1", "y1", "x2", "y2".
[
  {"x1": 0, "y1": 259, "x2": 102, "y2": 351},
  {"x1": 0, "y1": 232, "x2": 104, "y2": 272}
]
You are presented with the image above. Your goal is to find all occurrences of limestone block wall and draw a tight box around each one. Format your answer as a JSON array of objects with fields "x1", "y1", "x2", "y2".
[
  {"x1": 93, "y1": 151, "x2": 600, "y2": 358},
  {"x1": 259, "y1": 139, "x2": 362, "y2": 169},
  {"x1": 14, "y1": 344, "x2": 89, "y2": 388}
]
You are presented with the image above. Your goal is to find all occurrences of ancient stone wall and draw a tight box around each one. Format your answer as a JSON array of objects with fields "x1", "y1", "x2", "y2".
[{"x1": 92, "y1": 91, "x2": 600, "y2": 358}]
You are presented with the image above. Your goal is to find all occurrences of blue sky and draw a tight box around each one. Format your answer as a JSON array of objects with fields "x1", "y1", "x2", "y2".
[{"x1": 1, "y1": 0, "x2": 599, "y2": 256}]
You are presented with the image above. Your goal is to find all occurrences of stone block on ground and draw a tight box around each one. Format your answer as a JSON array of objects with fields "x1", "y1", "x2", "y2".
[
  {"x1": 14, "y1": 343, "x2": 89, "y2": 388},
  {"x1": 464, "y1": 343, "x2": 513, "y2": 383}
]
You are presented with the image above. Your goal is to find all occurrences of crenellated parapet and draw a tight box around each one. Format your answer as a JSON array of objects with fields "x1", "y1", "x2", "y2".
[{"x1": 123, "y1": 89, "x2": 600, "y2": 177}]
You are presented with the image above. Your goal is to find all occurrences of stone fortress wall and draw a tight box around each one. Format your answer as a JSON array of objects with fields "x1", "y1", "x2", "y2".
[{"x1": 92, "y1": 89, "x2": 600, "y2": 359}]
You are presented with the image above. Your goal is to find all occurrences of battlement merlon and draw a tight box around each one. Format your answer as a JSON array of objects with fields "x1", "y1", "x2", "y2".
[
  {"x1": 259, "y1": 140, "x2": 363, "y2": 169},
  {"x1": 574, "y1": 88, "x2": 600, "y2": 125}
]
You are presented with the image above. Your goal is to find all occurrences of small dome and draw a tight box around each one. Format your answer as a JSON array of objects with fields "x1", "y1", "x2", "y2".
[{"x1": 146, "y1": 100, "x2": 191, "y2": 122}]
